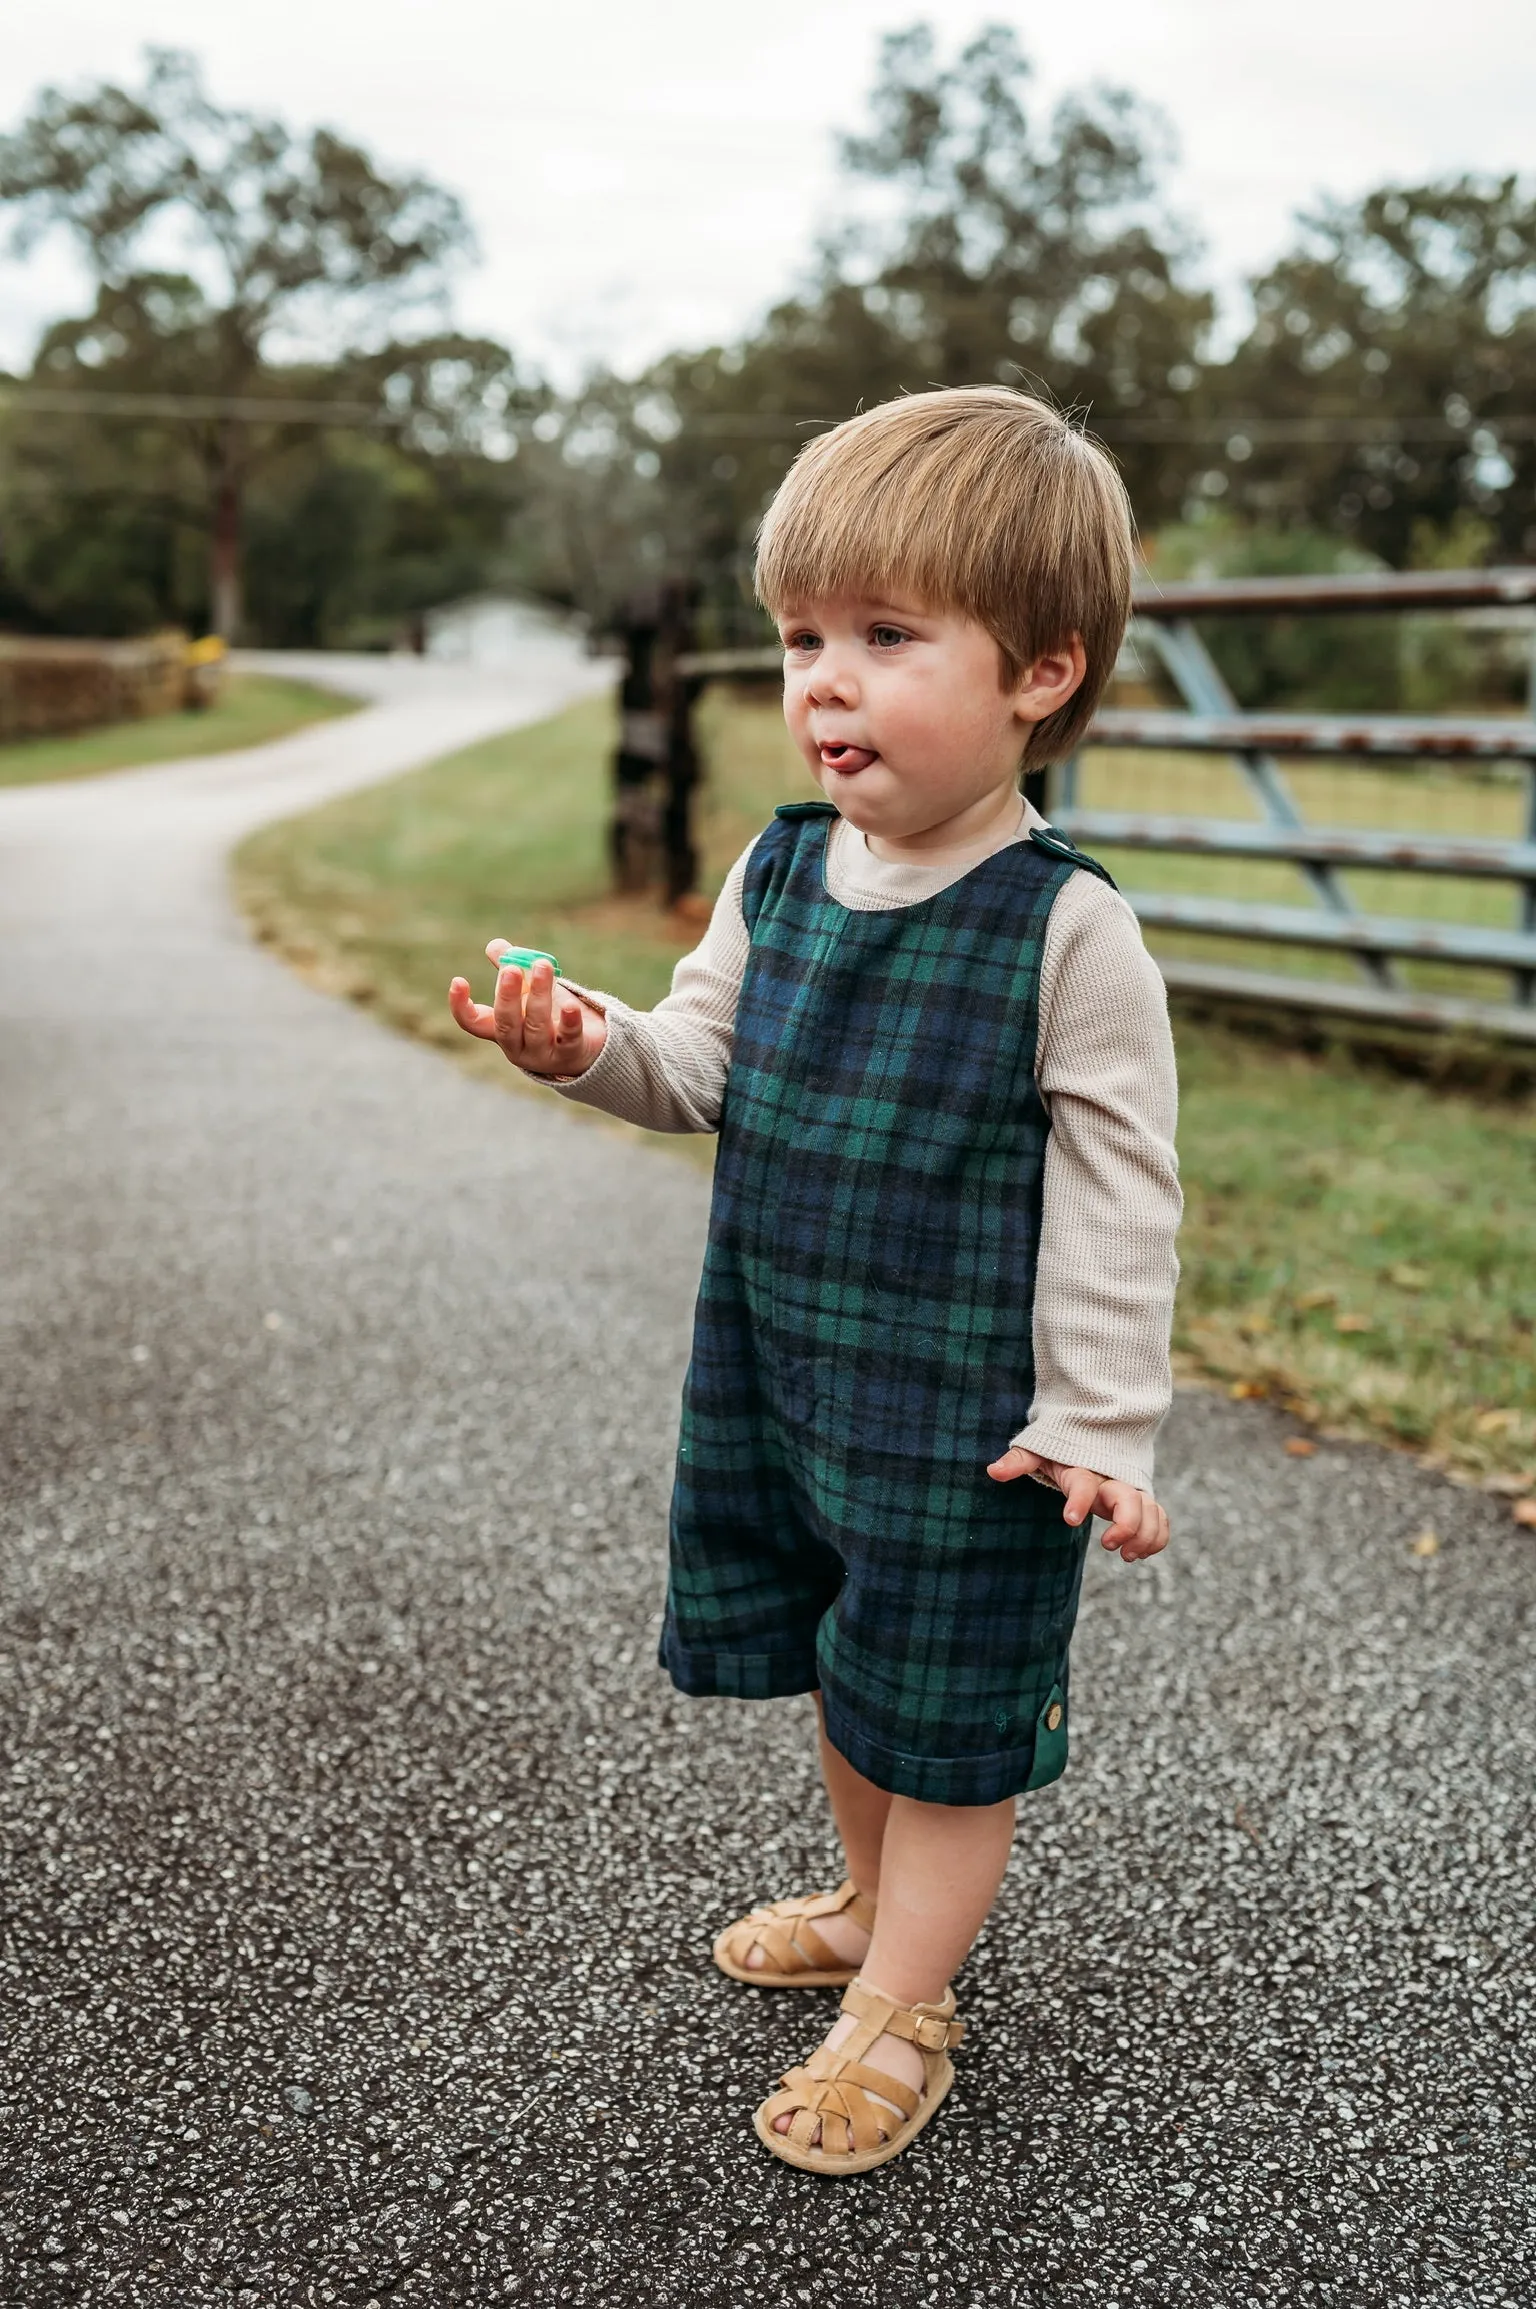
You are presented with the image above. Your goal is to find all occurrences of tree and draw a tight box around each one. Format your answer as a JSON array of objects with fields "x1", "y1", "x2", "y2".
[
  {"x1": 833, "y1": 22, "x2": 1211, "y2": 475},
  {"x1": 242, "y1": 334, "x2": 534, "y2": 647},
  {"x1": 1216, "y1": 178, "x2": 1536, "y2": 564},
  {"x1": 0, "y1": 46, "x2": 471, "y2": 633},
  {"x1": 512, "y1": 21, "x2": 1213, "y2": 641}
]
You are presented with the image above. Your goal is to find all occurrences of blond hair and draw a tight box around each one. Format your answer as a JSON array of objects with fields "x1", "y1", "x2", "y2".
[{"x1": 755, "y1": 387, "x2": 1134, "y2": 768}]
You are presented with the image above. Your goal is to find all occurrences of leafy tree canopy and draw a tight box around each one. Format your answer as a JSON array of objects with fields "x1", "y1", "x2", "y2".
[
  {"x1": 1217, "y1": 177, "x2": 1536, "y2": 562},
  {"x1": 522, "y1": 22, "x2": 1213, "y2": 638},
  {"x1": 0, "y1": 47, "x2": 479, "y2": 634},
  {"x1": 0, "y1": 45, "x2": 470, "y2": 361}
]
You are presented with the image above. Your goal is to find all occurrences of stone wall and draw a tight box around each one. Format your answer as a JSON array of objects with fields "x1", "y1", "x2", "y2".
[{"x1": 0, "y1": 632, "x2": 193, "y2": 744}]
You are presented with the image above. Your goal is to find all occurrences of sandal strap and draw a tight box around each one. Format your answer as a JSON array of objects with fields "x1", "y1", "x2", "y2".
[
  {"x1": 728, "y1": 1910, "x2": 841, "y2": 1974},
  {"x1": 767, "y1": 1879, "x2": 876, "y2": 1931},
  {"x1": 800, "y1": 2046, "x2": 920, "y2": 2119},
  {"x1": 736, "y1": 1912, "x2": 840, "y2": 1974},
  {"x1": 722, "y1": 1881, "x2": 876, "y2": 1975},
  {"x1": 764, "y1": 2060, "x2": 915, "y2": 2155},
  {"x1": 819, "y1": 1878, "x2": 878, "y2": 1931},
  {"x1": 840, "y1": 1977, "x2": 967, "y2": 2052}
]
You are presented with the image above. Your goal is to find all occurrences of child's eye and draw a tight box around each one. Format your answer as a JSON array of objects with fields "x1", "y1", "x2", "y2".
[
  {"x1": 783, "y1": 630, "x2": 821, "y2": 653},
  {"x1": 870, "y1": 625, "x2": 910, "y2": 648}
]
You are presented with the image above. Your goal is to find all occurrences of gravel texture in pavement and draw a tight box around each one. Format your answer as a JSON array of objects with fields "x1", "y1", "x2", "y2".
[{"x1": 0, "y1": 650, "x2": 1531, "y2": 2308}]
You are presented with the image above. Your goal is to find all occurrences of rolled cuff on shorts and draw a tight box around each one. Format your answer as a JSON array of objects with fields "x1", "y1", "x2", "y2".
[
  {"x1": 659, "y1": 1615, "x2": 821, "y2": 1703},
  {"x1": 661, "y1": 1611, "x2": 1074, "y2": 1807},
  {"x1": 817, "y1": 1682, "x2": 1072, "y2": 1808}
]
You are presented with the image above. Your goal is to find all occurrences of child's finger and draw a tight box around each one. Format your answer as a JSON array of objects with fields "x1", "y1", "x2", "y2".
[
  {"x1": 986, "y1": 1446, "x2": 1038, "y2": 1482},
  {"x1": 1060, "y1": 1468, "x2": 1100, "y2": 1527},
  {"x1": 1098, "y1": 1510, "x2": 1141, "y2": 1552},
  {"x1": 1121, "y1": 1501, "x2": 1171, "y2": 1563},
  {"x1": 554, "y1": 996, "x2": 586, "y2": 1066},
  {"x1": 491, "y1": 962, "x2": 528, "y2": 1056},
  {"x1": 448, "y1": 977, "x2": 499, "y2": 1040},
  {"x1": 521, "y1": 959, "x2": 557, "y2": 1058},
  {"x1": 1092, "y1": 1480, "x2": 1140, "y2": 1551}
]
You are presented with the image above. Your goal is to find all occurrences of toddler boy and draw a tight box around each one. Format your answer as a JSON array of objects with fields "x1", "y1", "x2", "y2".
[{"x1": 449, "y1": 387, "x2": 1180, "y2": 2175}]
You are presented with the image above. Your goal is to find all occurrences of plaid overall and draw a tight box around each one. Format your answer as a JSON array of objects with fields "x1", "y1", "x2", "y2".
[{"x1": 661, "y1": 802, "x2": 1113, "y2": 1805}]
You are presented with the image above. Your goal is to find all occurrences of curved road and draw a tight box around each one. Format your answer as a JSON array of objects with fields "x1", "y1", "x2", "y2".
[{"x1": 0, "y1": 644, "x2": 1530, "y2": 2306}]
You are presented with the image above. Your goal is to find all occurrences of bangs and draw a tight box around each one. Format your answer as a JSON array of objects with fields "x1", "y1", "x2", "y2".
[{"x1": 755, "y1": 408, "x2": 1041, "y2": 630}]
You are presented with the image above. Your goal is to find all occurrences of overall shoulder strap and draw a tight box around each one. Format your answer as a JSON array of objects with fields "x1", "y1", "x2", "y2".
[
  {"x1": 742, "y1": 804, "x2": 835, "y2": 932},
  {"x1": 1027, "y1": 825, "x2": 1118, "y2": 891}
]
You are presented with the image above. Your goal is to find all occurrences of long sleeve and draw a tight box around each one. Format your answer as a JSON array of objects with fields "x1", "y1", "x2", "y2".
[
  {"x1": 1010, "y1": 871, "x2": 1182, "y2": 1491},
  {"x1": 545, "y1": 842, "x2": 754, "y2": 1133}
]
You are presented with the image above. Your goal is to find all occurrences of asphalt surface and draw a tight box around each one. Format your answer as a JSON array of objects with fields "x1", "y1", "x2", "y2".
[{"x1": 1, "y1": 643, "x2": 1532, "y2": 2308}]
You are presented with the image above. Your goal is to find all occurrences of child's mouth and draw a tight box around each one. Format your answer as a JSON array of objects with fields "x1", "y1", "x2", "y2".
[{"x1": 819, "y1": 742, "x2": 878, "y2": 774}]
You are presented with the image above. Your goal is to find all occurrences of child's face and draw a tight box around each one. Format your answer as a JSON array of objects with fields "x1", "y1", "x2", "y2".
[{"x1": 775, "y1": 592, "x2": 1084, "y2": 845}]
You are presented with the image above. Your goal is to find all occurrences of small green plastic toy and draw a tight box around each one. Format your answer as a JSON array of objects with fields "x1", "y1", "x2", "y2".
[{"x1": 495, "y1": 945, "x2": 561, "y2": 974}]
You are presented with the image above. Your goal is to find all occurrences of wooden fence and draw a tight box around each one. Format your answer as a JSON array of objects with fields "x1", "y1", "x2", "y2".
[{"x1": 614, "y1": 568, "x2": 1536, "y2": 1045}]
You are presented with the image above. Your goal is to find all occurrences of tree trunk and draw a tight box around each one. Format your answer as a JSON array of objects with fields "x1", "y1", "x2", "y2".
[{"x1": 209, "y1": 439, "x2": 243, "y2": 640}]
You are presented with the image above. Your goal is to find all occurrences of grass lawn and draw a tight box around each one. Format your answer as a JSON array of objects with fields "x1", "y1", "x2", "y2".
[
  {"x1": 234, "y1": 688, "x2": 1536, "y2": 1498},
  {"x1": 0, "y1": 671, "x2": 358, "y2": 788}
]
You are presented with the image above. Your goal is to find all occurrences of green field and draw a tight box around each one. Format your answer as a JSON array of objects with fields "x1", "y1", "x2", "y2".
[
  {"x1": 234, "y1": 688, "x2": 1536, "y2": 1497},
  {"x1": 0, "y1": 671, "x2": 358, "y2": 788}
]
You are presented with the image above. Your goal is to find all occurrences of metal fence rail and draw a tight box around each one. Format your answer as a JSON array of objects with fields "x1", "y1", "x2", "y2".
[{"x1": 673, "y1": 566, "x2": 1536, "y2": 1044}]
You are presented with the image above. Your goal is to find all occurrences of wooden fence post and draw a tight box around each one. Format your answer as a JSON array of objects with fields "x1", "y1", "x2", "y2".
[{"x1": 610, "y1": 580, "x2": 702, "y2": 907}]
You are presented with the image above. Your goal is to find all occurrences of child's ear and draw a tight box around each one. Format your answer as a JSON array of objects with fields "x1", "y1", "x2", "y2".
[{"x1": 1012, "y1": 634, "x2": 1086, "y2": 727}]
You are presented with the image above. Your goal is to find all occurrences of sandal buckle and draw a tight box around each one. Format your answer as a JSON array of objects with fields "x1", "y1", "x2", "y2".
[{"x1": 913, "y1": 2015, "x2": 954, "y2": 2051}]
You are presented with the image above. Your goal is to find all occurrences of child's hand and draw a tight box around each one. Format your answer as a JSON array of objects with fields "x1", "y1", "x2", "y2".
[
  {"x1": 447, "y1": 945, "x2": 608, "y2": 1078},
  {"x1": 987, "y1": 1447, "x2": 1169, "y2": 1563}
]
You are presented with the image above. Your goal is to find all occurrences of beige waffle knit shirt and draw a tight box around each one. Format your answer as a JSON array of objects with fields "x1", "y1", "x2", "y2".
[{"x1": 545, "y1": 799, "x2": 1181, "y2": 1491}]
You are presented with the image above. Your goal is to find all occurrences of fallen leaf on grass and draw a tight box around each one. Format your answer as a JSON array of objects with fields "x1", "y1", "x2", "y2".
[
  {"x1": 1474, "y1": 1408, "x2": 1517, "y2": 1435},
  {"x1": 1388, "y1": 1264, "x2": 1431, "y2": 1292},
  {"x1": 1514, "y1": 1499, "x2": 1536, "y2": 1530},
  {"x1": 1284, "y1": 1438, "x2": 1317, "y2": 1457},
  {"x1": 1229, "y1": 1381, "x2": 1266, "y2": 1401},
  {"x1": 1295, "y1": 1288, "x2": 1337, "y2": 1311},
  {"x1": 1409, "y1": 1528, "x2": 1440, "y2": 1558},
  {"x1": 1335, "y1": 1313, "x2": 1373, "y2": 1334}
]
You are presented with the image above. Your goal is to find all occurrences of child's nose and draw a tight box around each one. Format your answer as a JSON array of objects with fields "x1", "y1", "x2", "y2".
[{"x1": 805, "y1": 649, "x2": 859, "y2": 706}]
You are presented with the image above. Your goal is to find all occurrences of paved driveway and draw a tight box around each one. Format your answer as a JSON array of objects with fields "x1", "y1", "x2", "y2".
[{"x1": 0, "y1": 645, "x2": 1530, "y2": 2306}]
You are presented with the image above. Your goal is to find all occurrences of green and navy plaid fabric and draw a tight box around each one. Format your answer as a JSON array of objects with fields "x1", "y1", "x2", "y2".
[{"x1": 661, "y1": 802, "x2": 1115, "y2": 1805}]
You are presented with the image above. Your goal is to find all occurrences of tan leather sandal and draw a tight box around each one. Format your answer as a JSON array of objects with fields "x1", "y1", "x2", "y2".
[
  {"x1": 712, "y1": 1879, "x2": 876, "y2": 1988},
  {"x1": 754, "y1": 1978, "x2": 965, "y2": 2176}
]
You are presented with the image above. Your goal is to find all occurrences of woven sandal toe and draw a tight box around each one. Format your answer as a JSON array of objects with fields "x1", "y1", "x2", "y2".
[
  {"x1": 712, "y1": 1879, "x2": 876, "y2": 1988},
  {"x1": 754, "y1": 1977, "x2": 965, "y2": 2175}
]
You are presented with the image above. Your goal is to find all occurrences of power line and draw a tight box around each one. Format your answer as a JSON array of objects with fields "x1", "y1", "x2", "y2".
[
  {"x1": 0, "y1": 386, "x2": 405, "y2": 427},
  {"x1": 0, "y1": 384, "x2": 1528, "y2": 450}
]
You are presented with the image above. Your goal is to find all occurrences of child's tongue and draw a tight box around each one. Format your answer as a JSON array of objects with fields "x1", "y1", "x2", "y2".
[{"x1": 821, "y1": 742, "x2": 877, "y2": 773}]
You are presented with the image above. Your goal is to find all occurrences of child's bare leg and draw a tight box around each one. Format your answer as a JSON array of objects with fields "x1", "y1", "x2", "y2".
[
  {"x1": 859, "y1": 1792, "x2": 1015, "y2": 2003},
  {"x1": 771, "y1": 1787, "x2": 1015, "y2": 2141},
  {"x1": 815, "y1": 1696, "x2": 891, "y2": 1890},
  {"x1": 742, "y1": 1695, "x2": 886, "y2": 1972}
]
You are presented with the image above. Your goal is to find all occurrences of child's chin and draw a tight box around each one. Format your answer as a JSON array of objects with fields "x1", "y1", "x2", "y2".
[
  {"x1": 827, "y1": 791, "x2": 882, "y2": 828},
  {"x1": 834, "y1": 786, "x2": 907, "y2": 832},
  {"x1": 821, "y1": 769, "x2": 891, "y2": 816}
]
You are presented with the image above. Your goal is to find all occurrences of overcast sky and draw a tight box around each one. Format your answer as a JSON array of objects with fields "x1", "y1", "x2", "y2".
[{"x1": 2, "y1": 0, "x2": 1529, "y2": 379}]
